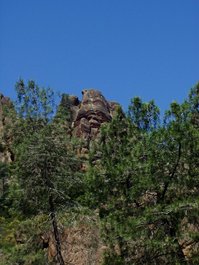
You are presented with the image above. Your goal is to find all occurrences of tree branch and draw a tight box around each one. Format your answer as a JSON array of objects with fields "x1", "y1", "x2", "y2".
[{"x1": 159, "y1": 142, "x2": 182, "y2": 202}]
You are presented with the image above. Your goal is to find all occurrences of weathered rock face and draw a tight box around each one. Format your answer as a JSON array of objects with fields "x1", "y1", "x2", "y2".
[
  {"x1": 58, "y1": 89, "x2": 119, "y2": 142},
  {"x1": 58, "y1": 89, "x2": 119, "y2": 162},
  {"x1": 59, "y1": 89, "x2": 119, "y2": 168},
  {"x1": 41, "y1": 223, "x2": 105, "y2": 265},
  {"x1": 73, "y1": 89, "x2": 112, "y2": 141},
  {"x1": 70, "y1": 89, "x2": 119, "y2": 144},
  {"x1": 179, "y1": 217, "x2": 199, "y2": 260},
  {"x1": 0, "y1": 93, "x2": 13, "y2": 163},
  {"x1": 0, "y1": 94, "x2": 9, "y2": 136}
]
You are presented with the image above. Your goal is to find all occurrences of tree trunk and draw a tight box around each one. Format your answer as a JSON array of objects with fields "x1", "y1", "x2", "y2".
[
  {"x1": 43, "y1": 158, "x2": 65, "y2": 265},
  {"x1": 49, "y1": 195, "x2": 65, "y2": 265}
]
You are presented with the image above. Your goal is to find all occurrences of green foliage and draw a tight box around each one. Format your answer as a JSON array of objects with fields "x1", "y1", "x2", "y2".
[
  {"x1": 1, "y1": 80, "x2": 199, "y2": 264},
  {"x1": 15, "y1": 79, "x2": 55, "y2": 122},
  {"x1": 10, "y1": 80, "x2": 82, "y2": 216},
  {"x1": 13, "y1": 124, "x2": 81, "y2": 215},
  {"x1": 0, "y1": 79, "x2": 83, "y2": 263},
  {"x1": 85, "y1": 85, "x2": 199, "y2": 264},
  {"x1": 55, "y1": 93, "x2": 73, "y2": 125},
  {"x1": 128, "y1": 97, "x2": 160, "y2": 131},
  {"x1": 0, "y1": 162, "x2": 10, "y2": 216},
  {"x1": 0, "y1": 215, "x2": 49, "y2": 265}
]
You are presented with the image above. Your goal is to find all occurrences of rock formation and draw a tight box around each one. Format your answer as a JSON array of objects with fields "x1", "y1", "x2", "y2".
[
  {"x1": 57, "y1": 89, "x2": 120, "y2": 167},
  {"x1": 0, "y1": 89, "x2": 119, "y2": 163},
  {"x1": 73, "y1": 89, "x2": 112, "y2": 140},
  {"x1": 41, "y1": 222, "x2": 105, "y2": 265},
  {"x1": 0, "y1": 93, "x2": 11, "y2": 138},
  {"x1": 61, "y1": 89, "x2": 119, "y2": 149},
  {"x1": 0, "y1": 93, "x2": 13, "y2": 163}
]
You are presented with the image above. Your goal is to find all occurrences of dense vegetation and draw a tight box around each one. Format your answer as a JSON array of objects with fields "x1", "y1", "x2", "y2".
[{"x1": 0, "y1": 80, "x2": 199, "y2": 264}]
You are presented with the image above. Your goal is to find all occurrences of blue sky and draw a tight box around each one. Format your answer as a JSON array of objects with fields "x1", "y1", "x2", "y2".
[{"x1": 0, "y1": 0, "x2": 198, "y2": 113}]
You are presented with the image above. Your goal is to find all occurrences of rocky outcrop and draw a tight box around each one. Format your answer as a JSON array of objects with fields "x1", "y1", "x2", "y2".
[
  {"x1": 0, "y1": 89, "x2": 119, "y2": 163},
  {"x1": 0, "y1": 94, "x2": 14, "y2": 197},
  {"x1": 41, "y1": 223, "x2": 105, "y2": 265},
  {"x1": 73, "y1": 89, "x2": 112, "y2": 141},
  {"x1": 61, "y1": 89, "x2": 119, "y2": 151},
  {"x1": 179, "y1": 217, "x2": 199, "y2": 261},
  {"x1": 0, "y1": 93, "x2": 13, "y2": 163},
  {"x1": 57, "y1": 89, "x2": 119, "y2": 167},
  {"x1": 0, "y1": 94, "x2": 10, "y2": 137}
]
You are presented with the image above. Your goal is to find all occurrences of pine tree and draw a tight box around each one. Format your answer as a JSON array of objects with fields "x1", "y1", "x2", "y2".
[
  {"x1": 85, "y1": 87, "x2": 199, "y2": 264},
  {"x1": 85, "y1": 104, "x2": 151, "y2": 264},
  {"x1": 9, "y1": 79, "x2": 82, "y2": 264}
]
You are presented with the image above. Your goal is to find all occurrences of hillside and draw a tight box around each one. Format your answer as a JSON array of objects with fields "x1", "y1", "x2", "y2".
[{"x1": 0, "y1": 82, "x2": 199, "y2": 265}]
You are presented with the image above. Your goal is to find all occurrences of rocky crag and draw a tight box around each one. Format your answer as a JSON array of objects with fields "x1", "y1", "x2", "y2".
[
  {"x1": 72, "y1": 89, "x2": 118, "y2": 140},
  {"x1": 0, "y1": 89, "x2": 119, "y2": 162},
  {"x1": 59, "y1": 89, "x2": 120, "y2": 169},
  {"x1": 0, "y1": 93, "x2": 13, "y2": 163},
  {"x1": 61, "y1": 89, "x2": 119, "y2": 141}
]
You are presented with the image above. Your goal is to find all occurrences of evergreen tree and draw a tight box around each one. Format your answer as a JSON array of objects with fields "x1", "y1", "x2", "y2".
[
  {"x1": 8, "y1": 79, "x2": 82, "y2": 264},
  {"x1": 85, "y1": 104, "x2": 151, "y2": 264},
  {"x1": 85, "y1": 87, "x2": 199, "y2": 264}
]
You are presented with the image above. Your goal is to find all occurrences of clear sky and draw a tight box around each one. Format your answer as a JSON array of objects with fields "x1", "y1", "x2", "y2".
[{"x1": 0, "y1": 0, "x2": 198, "y2": 113}]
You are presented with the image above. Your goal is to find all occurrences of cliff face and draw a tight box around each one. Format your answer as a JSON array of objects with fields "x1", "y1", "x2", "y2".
[
  {"x1": 41, "y1": 221, "x2": 105, "y2": 265},
  {"x1": 65, "y1": 89, "x2": 119, "y2": 141},
  {"x1": 59, "y1": 89, "x2": 119, "y2": 163},
  {"x1": 0, "y1": 94, "x2": 10, "y2": 138},
  {"x1": 73, "y1": 89, "x2": 112, "y2": 140},
  {"x1": 0, "y1": 93, "x2": 13, "y2": 163}
]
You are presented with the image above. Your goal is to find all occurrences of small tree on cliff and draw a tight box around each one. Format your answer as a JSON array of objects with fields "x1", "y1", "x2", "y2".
[{"x1": 12, "y1": 79, "x2": 82, "y2": 264}]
